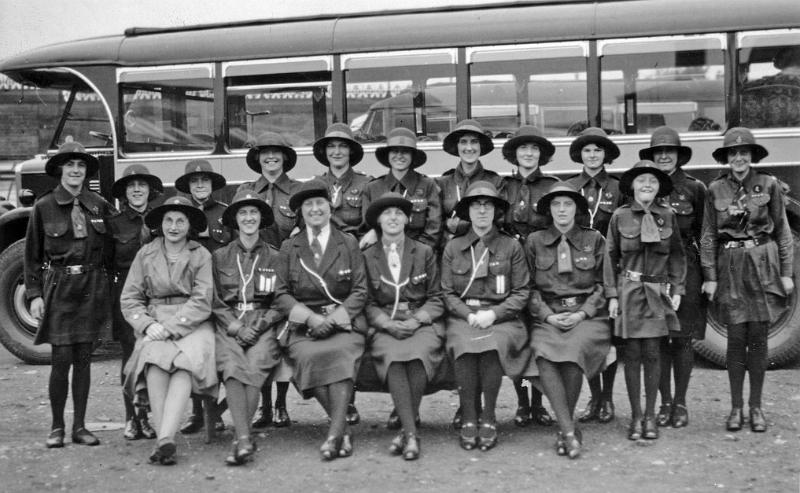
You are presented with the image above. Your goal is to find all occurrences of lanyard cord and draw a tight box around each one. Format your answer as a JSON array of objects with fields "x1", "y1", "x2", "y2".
[
  {"x1": 581, "y1": 186, "x2": 603, "y2": 229},
  {"x1": 299, "y1": 258, "x2": 343, "y2": 305},
  {"x1": 380, "y1": 275, "x2": 410, "y2": 319},
  {"x1": 450, "y1": 181, "x2": 462, "y2": 218},
  {"x1": 459, "y1": 245, "x2": 490, "y2": 298},
  {"x1": 236, "y1": 253, "x2": 260, "y2": 319}
]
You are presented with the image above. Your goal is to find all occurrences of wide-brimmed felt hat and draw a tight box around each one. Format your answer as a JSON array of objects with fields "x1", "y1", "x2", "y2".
[
  {"x1": 222, "y1": 190, "x2": 274, "y2": 229},
  {"x1": 144, "y1": 195, "x2": 207, "y2": 233},
  {"x1": 289, "y1": 179, "x2": 330, "y2": 211},
  {"x1": 365, "y1": 192, "x2": 413, "y2": 230},
  {"x1": 174, "y1": 159, "x2": 226, "y2": 193},
  {"x1": 502, "y1": 125, "x2": 555, "y2": 166},
  {"x1": 375, "y1": 127, "x2": 427, "y2": 169},
  {"x1": 537, "y1": 182, "x2": 589, "y2": 216},
  {"x1": 312, "y1": 123, "x2": 364, "y2": 167},
  {"x1": 454, "y1": 180, "x2": 509, "y2": 221},
  {"x1": 638, "y1": 126, "x2": 692, "y2": 166},
  {"x1": 568, "y1": 127, "x2": 620, "y2": 164},
  {"x1": 711, "y1": 127, "x2": 768, "y2": 164},
  {"x1": 619, "y1": 160, "x2": 673, "y2": 198},
  {"x1": 245, "y1": 132, "x2": 297, "y2": 174},
  {"x1": 45, "y1": 141, "x2": 100, "y2": 177},
  {"x1": 111, "y1": 164, "x2": 163, "y2": 200},
  {"x1": 442, "y1": 119, "x2": 494, "y2": 157}
]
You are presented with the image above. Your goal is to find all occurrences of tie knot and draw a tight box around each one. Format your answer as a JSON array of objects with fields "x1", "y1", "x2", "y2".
[
  {"x1": 311, "y1": 226, "x2": 322, "y2": 237},
  {"x1": 389, "y1": 242, "x2": 397, "y2": 252}
]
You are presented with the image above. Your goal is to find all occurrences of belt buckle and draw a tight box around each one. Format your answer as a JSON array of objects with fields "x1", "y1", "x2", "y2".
[
  {"x1": 744, "y1": 240, "x2": 756, "y2": 249},
  {"x1": 321, "y1": 303, "x2": 337, "y2": 315},
  {"x1": 396, "y1": 302, "x2": 409, "y2": 312},
  {"x1": 627, "y1": 271, "x2": 642, "y2": 282},
  {"x1": 465, "y1": 299, "x2": 481, "y2": 307},
  {"x1": 236, "y1": 302, "x2": 253, "y2": 311},
  {"x1": 561, "y1": 297, "x2": 578, "y2": 307},
  {"x1": 67, "y1": 265, "x2": 84, "y2": 275}
]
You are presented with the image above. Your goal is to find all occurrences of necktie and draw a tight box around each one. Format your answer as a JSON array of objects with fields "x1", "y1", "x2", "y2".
[
  {"x1": 331, "y1": 184, "x2": 343, "y2": 208},
  {"x1": 584, "y1": 179, "x2": 599, "y2": 208},
  {"x1": 72, "y1": 198, "x2": 87, "y2": 239},
  {"x1": 640, "y1": 208, "x2": 661, "y2": 243},
  {"x1": 515, "y1": 182, "x2": 531, "y2": 223},
  {"x1": 266, "y1": 182, "x2": 274, "y2": 207},
  {"x1": 311, "y1": 228, "x2": 323, "y2": 267},
  {"x1": 557, "y1": 235, "x2": 573, "y2": 273},
  {"x1": 473, "y1": 240, "x2": 489, "y2": 279},
  {"x1": 388, "y1": 243, "x2": 401, "y2": 282}
]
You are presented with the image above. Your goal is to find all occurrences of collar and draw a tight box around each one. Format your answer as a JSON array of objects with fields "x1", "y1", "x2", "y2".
[
  {"x1": 191, "y1": 196, "x2": 219, "y2": 210},
  {"x1": 381, "y1": 235, "x2": 405, "y2": 252},
  {"x1": 455, "y1": 161, "x2": 485, "y2": 181},
  {"x1": 53, "y1": 184, "x2": 83, "y2": 205},
  {"x1": 630, "y1": 200, "x2": 668, "y2": 214},
  {"x1": 254, "y1": 173, "x2": 293, "y2": 193},
  {"x1": 383, "y1": 169, "x2": 420, "y2": 191},
  {"x1": 306, "y1": 223, "x2": 331, "y2": 242},
  {"x1": 540, "y1": 224, "x2": 582, "y2": 246},
  {"x1": 234, "y1": 236, "x2": 269, "y2": 254},
  {"x1": 668, "y1": 167, "x2": 687, "y2": 184},
  {"x1": 326, "y1": 167, "x2": 355, "y2": 186},
  {"x1": 512, "y1": 168, "x2": 544, "y2": 184},
  {"x1": 122, "y1": 203, "x2": 149, "y2": 219},
  {"x1": 460, "y1": 226, "x2": 501, "y2": 253},
  {"x1": 574, "y1": 169, "x2": 609, "y2": 189},
  {"x1": 726, "y1": 169, "x2": 755, "y2": 190}
]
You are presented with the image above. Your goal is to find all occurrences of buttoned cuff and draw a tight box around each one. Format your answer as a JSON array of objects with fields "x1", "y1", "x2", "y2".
[
  {"x1": 412, "y1": 310, "x2": 432, "y2": 325},
  {"x1": 288, "y1": 304, "x2": 313, "y2": 324}
]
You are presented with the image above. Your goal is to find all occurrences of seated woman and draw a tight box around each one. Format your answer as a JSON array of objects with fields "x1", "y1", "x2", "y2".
[
  {"x1": 362, "y1": 192, "x2": 445, "y2": 460},
  {"x1": 212, "y1": 191, "x2": 284, "y2": 465},
  {"x1": 441, "y1": 181, "x2": 530, "y2": 452},
  {"x1": 524, "y1": 183, "x2": 610, "y2": 459},
  {"x1": 121, "y1": 196, "x2": 217, "y2": 465},
  {"x1": 274, "y1": 180, "x2": 368, "y2": 461}
]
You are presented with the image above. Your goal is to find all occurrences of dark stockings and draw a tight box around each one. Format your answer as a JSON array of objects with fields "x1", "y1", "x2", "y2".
[
  {"x1": 623, "y1": 338, "x2": 661, "y2": 420},
  {"x1": 658, "y1": 337, "x2": 694, "y2": 406},
  {"x1": 50, "y1": 343, "x2": 93, "y2": 431},
  {"x1": 261, "y1": 379, "x2": 290, "y2": 411},
  {"x1": 120, "y1": 337, "x2": 136, "y2": 420},
  {"x1": 386, "y1": 360, "x2": 427, "y2": 434},
  {"x1": 514, "y1": 380, "x2": 545, "y2": 409},
  {"x1": 727, "y1": 322, "x2": 768, "y2": 408},
  {"x1": 587, "y1": 360, "x2": 618, "y2": 402},
  {"x1": 537, "y1": 359, "x2": 583, "y2": 434},
  {"x1": 455, "y1": 351, "x2": 503, "y2": 424},
  {"x1": 312, "y1": 379, "x2": 352, "y2": 438}
]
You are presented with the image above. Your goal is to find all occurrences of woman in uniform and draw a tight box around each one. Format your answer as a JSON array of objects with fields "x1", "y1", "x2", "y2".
[
  {"x1": 273, "y1": 180, "x2": 368, "y2": 460},
  {"x1": 363, "y1": 192, "x2": 445, "y2": 460},
  {"x1": 238, "y1": 132, "x2": 300, "y2": 430},
  {"x1": 605, "y1": 161, "x2": 685, "y2": 441},
  {"x1": 639, "y1": 127, "x2": 707, "y2": 429},
  {"x1": 566, "y1": 127, "x2": 623, "y2": 425},
  {"x1": 25, "y1": 142, "x2": 115, "y2": 448},
  {"x1": 121, "y1": 196, "x2": 217, "y2": 465},
  {"x1": 700, "y1": 128, "x2": 794, "y2": 433},
  {"x1": 441, "y1": 181, "x2": 530, "y2": 452},
  {"x1": 213, "y1": 191, "x2": 284, "y2": 465},
  {"x1": 108, "y1": 164, "x2": 163, "y2": 441},
  {"x1": 525, "y1": 182, "x2": 610, "y2": 459},
  {"x1": 501, "y1": 125, "x2": 559, "y2": 428}
]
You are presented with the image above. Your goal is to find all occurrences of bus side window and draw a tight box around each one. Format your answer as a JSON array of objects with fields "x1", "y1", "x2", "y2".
[{"x1": 739, "y1": 37, "x2": 800, "y2": 129}]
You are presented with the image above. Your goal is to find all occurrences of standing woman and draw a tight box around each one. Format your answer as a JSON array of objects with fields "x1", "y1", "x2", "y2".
[
  {"x1": 441, "y1": 181, "x2": 530, "y2": 452},
  {"x1": 121, "y1": 196, "x2": 217, "y2": 465},
  {"x1": 501, "y1": 125, "x2": 559, "y2": 428},
  {"x1": 363, "y1": 192, "x2": 445, "y2": 460},
  {"x1": 639, "y1": 126, "x2": 707, "y2": 429},
  {"x1": 238, "y1": 132, "x2": 300, "y2": 429},
  {"x1": 273, "y1": 180, "x2": 368, "y2": 460},
  {"x1": 25, "y1": 142, "x2": 115, "y2": 448},
  {"x1": 108, "y1": 164, "x2": 163, "y2": 441},
  {"x1": 605, "y1": 161, "x2": 685, "y2": 441},
  {"x1": 525, "y1": 183, "x2": 610, "y2": 459},
  {"x1": 701, "y1": 128, "x2": 794, "y2": 433},
  {"x1": 566, "y1": 127, "x2": 623, "y2": 425},
  {"x1": 213, "y1": 191, "x2": 284, "y2": 465}
]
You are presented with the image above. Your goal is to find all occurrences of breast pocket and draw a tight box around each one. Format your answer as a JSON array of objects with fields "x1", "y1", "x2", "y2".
[
  {"x1": 534, "y1": 253, "x2": 556, "y2": 272},
  {"x1": 670, "y1": 197, "x2": 694, "y2": 216},
  {"x1": 88, "y1": 216, "x2": 107, "y2": 235},
  {"x1": 449, "y1": 259, "x2": 471, "y2": 291},
  {"x1": 619, "y1": 226, "x2": 641, "y2": 253},
  {"x1": 573, "y1": 254, "x2": 596, "y2": 271},
  {"x1": 409, "y1": 197, "x2": 428, "y2": 229},
  {"x1": 340, "y1": 191, "x2": 363, "y2": 224},
  {"x1": 217, "y1": 267, "x2": 238, "y2": 292},
  {"x1": 598, "y1": 192, "x2": 617, "y2": 214},
  {"x1": 43, "y1": 221, "x2": 70, "y2": 255},
  {"x1": 210, "y1": 226, "x2": 231, "y2": 245}
]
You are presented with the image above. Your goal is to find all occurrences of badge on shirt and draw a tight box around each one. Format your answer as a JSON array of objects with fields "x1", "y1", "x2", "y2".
[
  {"x1": 496, "y1": 275, "x2": 506, "y2": 294},
  {"x1": 257, "y1": 268, "x2": 276, "y2": 294}
]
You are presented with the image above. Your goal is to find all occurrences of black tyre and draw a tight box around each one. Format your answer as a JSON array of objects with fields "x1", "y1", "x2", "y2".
[{"x1": 0, "y1": 239, "x2": 50, "y2": 364}]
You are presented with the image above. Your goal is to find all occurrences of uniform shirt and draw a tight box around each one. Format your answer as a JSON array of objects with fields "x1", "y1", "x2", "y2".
[
  {"x1": 108, "y1": 203, "x2": 155, "y2": 274},
  {"x1": 315, "y1": 167, "x2": 372, "y2": 238},
  {"x1": 524, "y1": 225, "x2": 605, "y2": 322},
  {"x1": 435, "y1": 162, "x2": 504, "y2": 242},
  {"x1": 441, "y1": 227, "x2": 530, "y2": 322},
  {"x1": 661, "y1": 168, "x2": 706, "y2": 245},
  {"x1": 189, "y1": 196, "x2": 232, "y2": 253},
  {"x1": 565, "y1": 169, "x2": 622, "y2": 237},
  {"x1": 502, "y1": 169, "x2": 559, "y2": 241},
  {"x1": 236, "y1": 173, "x2": 300, "y2": 249},
  {"x1": 700, "y1": 169, "x2": 793, "y2": 280},
  {"x1": 364, "y1": 170, "x2": 442, "y2": 248}
]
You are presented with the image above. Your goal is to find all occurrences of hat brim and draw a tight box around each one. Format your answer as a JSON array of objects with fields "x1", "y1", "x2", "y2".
[
  {"x1": 144, "y1": 203, "x2": 207, "y2": 233},
  {"x1": 45, "y1": 152, "x2": 100, "y2": 177},
  {"x1": 638, "y1": 145, "x2": 692, "y2": 167},
  {"x1": 619, "y1": 167, "x2": 673, "y2": 198},
  {"x1": 569, "y1": 135, "x2": 621, "y2": 164},
  {"x1": 289, "y1": 186, "x2": 330, "y2": 211},
  {"x1": 111, "y1": 173, "x2": 164, "y2": 200},
  {"x1": 174, "y1": 171, "x2": 227, "y2": 193},
  {"x1": 246, "y1": 145, "x2": 297, "y2": 174},
  {"x1": 312, "y1": 136, "x2": 364, "y2": 167},
  {"x1": 374, "y1": 146, "x2": 427, "y2": 169},
  {"x1": 442, "y1": 130, "x2": 494, "y2": 157},
  {"x1": 502, "y1": 135, "x2": 555, "y2": 166},
  {"x1": 222, "y1": 198, "x2": 275, "y2": 229},
  {"x1": 454, "y1": 194, "x2": 509, "y2": 221},
  {"x1": 537, "y1": 189, "x2": 589, "y2": 216},
  {"x1": 365, "y1": 196, "x2": 413, "y2": 230},
  {"x1": 711, "y1": 144, "x2": 769, "y2": 164}
]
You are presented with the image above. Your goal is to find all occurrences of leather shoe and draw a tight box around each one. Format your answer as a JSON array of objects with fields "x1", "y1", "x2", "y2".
[
  {"x1": 513, "y1": 406, "x2": 531, "y2": 427},
  {"x1": 154, "y1": 438, "x2": 177, "y2": 465},
  {"x1": 656, "y1": 403, "x2": 672, "y2": 427},
  {"x1": 339, "y1": 433, "x2": 354, "y2": 458},
  {"x1": 46, "y1": 428, "x2": 65, "y2": 449},
  {"x1": 388, "y1": 432, "x2": 405, "y2": 455},
  {"x1": 251, "y1": 406, "x2": 273, "y2": 428},
  {"x1": 403, "y1": 434, "x2": 420, "y2": 461},
  {"x1": 319, "y1": 436, "x2": 341, "y2": 461},
  {"x1": 273, "y1": 407, "x2": 291, "y2": 427},
  {"x1": 179, "y1": 414, "x2": 203, "y2": 434},
  {"x1": 726, "y1": 408, "x2": 743, "y2": 431},
  {"x1": 555, "y1": 432, "x2": 567, "y2": 456},
  {"x1": 577, "y1": 398, "x2": 600, "y2": 423},
  {"x1": 459, "y1": 422, "x2": 478, "y2": 450},
  {"x1": 628, "y1": 419, "x2": 643, "y2": 440},
  {"x1": 225, "y1": 436, "x2": 255, "y2": 466},
  {"x1": 72, "y1": 427, "x2": 100, "y2": 446},
  {"x1": 123, "y1": 419, "x2": 143, "y2": 440},
  {"x1": 750, "y1": 407, "x2": 767, "y2": 432},
  {"x1": 452, "y1": 407, "x2": 464, "y2": 430},
  {"x1": 139, "y1": 417, "x2": 156, "y2": 439},
  {"x1": 642, "y1": 417, "x2": 659, "y2": 439},
  {"x1": 597, "y1": 399, "x2": 615, "y2": 423},
  {"x1": 532, "y1": 406, "x2": 554, "y2": 426},
  {"x1": 671, "y1": 404, "x2": 689, "y2": 428},
  {"x1": 214, "y1": 418, "x2": 226, "y2": 432},
  {"x1": 565, "y1": 430, "x2": 582, "y2": 459},
  {"x1": 387, "y1": 409, "x2": 402, "y2": 430},
  {"x1": 478, "y1": 422, "x2": 498, "y2": 451},
  {"x1": 346, "y1": 404, "x2": 360, "y2": 425}
]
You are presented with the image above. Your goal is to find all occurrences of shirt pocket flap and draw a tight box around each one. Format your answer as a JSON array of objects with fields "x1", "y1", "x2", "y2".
[
  {"x1": 410, "y1": 197, "x2": 427, "y2": 212},
  {"x1": 659, "y1": 226, "x2": 674, "y2": 240},
  {"x1": 44, "y1": 221, "x2": 69, "y2": 238},
  {"x1": 115, "y1": 229, "x2": 139, "y2": 244},
  {"x1": 89, "y1": 217, "x2": 107, "y2": 234},
  {"x1": 713, "y1": 198, "x2": 730, "y2": 212},
  {"x1": 670, "y1": 198, "x2": 694, "y2": 216},
  {"x1": 488, "y1": 257, "x2": 506, "y2": 275},
  {"x1": 574, "y1": 254, "x2": 596, "y2": 270},
  {"x1": 534, "y1": 254, "x2": 555, "y2": 270},
  {"x1": 619, "y1": 226, "x2": 641, "y2": 239},
  {"x1": 451, "y1": 260, "x2": 471, "y2": 276},
  {"x1": 278, "y1": 204, "x2": 297, "y2": 218}
]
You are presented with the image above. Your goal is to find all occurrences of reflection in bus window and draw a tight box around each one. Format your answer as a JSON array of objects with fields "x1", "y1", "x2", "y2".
[
  {"x1": 57, "y1": 89, "x2": 113, "y2": 149},
  {"x1": 226, "y1": 72, "x2": 332, "y2": 148},
  {"x1": 121, "y1": 80, "x2": 214, "y2": 153},
  {"x1": 600, "y1": 45, "x2": 725, "y2": 134},
  {"x1": 740, "y1": 44, "x2": 800, "y2": 128},
  {"x1": 469, "y1": 56, "x2": 588, "y2": 137},
  {"x1": 346, "y1": 65, "x2": 457, "y2": 142}
]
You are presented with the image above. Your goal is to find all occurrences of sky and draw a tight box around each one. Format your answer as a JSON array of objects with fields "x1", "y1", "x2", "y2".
[{"x1": 0, "y1": 0, "x2": 509, "y2": 60}]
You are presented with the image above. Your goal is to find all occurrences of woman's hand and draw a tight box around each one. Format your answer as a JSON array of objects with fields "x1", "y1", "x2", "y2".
[
  {"x1": 467, "y1": 313, "x2": 481, "y2": 328},
  {"x1": 144, "y1": 322, "x2": 169, "y2": 341},
  {"x1": 670, "y1": 294, "x2": 682, "y2": 311},
  {"x1": 608, "y1": 298, "x2": 619, "y2": 319},
  {"x1": 307, "y1": 313, "x2": 333, "y2": 339},
  {"x1": 474, "y1": 310, "x2": 497, "y2": 329},
  {"x1": 30, "y1": 297, "x2": 44, "y2": 320},
  {"x1": 781, "y1": 276, "x2": 795, "y2": 296},
  {"x1": 359, "y1": 229, "x2": 378, "y2": 250},
  {"x1": 701, "y1": 281, "x2": 717, "y2": 301},
  {"x1": 546, "y1": 312, "x2": 583, "y2": 331},
  {"x1": 236, "y1": 325, "x2": 260, "y2": 346},
  {"x1": 384, "y1": 320, "x2": 415, "y2": 339}
]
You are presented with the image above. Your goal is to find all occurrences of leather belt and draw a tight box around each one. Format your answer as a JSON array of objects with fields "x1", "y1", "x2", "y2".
[
  {"x1": 47, "y1": 263, "x2": 98, "y2": 275},
  {"x1": 624, "y1": 270, "x2": 667, "y2": 283},
  {"x1": 150, "y1": 295, "x2": 190, "y2": 305},
  {"x1": 463, "y1": 298, "x2": 492, "y2": 308},
  {"x1": 545, "y1": 295, "x2": 588, "y2": 308},
  {"x1": 235, "y1": 302, "x2": 256, "y2": 311},
  {"x1": 310, "y1": 303, "x2": 339, "y2": 315},
  {"x1": 723, "y1": 237, "x2": 771, "y2": 249}
]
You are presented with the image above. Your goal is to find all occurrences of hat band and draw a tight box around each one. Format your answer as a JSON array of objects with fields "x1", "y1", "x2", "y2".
[
  {"x1": 453, "y1": 126, "x2": 485, "y2": 136},
  {"x1": 385, "y1": 136, "x2": 418, "y2": 149},
  {"x1": 323, "y1": 131, "x2": 355, "y2": 142},
  {"x1": 466, "y1": 188, "x2": 499, "y2": 199}
]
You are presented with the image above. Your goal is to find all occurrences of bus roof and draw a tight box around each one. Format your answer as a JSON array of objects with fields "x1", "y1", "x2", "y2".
[{"x1": 1, "y1": 0, "x2": 798, "y2": 76}]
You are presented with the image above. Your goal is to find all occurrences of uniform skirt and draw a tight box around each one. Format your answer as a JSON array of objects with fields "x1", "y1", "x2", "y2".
[
  {"x1": 531, "y1": 317, "x2": 611, "y2": 379},
  {"x1": 675, "y1": 242, "x2": 707, "y2": 339},
  {"x1": 614, "y1": 279, "x2": 679, "y2": 339},
  {"x1": 286, "y1": 329, "x2": 365, "y2": 396},
  {"x1": 445, "y1": 316, "x2": 530, "y2": 380},
  {"x1": 368, "y1": 322, "x2": 445, "y2": 384},
  {"x1": 215, "y1": 325, "x2": 281, "y2": 389}
]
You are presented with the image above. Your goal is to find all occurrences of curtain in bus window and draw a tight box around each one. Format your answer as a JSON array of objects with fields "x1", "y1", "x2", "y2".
[
  {"x1": 740, "y1": 42, "x2": 800, "y2": 129},
  {"x1": 121, "y1": 79, "x2": 214, "y2": 153},
  {"x1": 225, "y1": 72, "x2": 332, "y2": 148},
  {"x1": 600, "y1": 46, "x2": 725, "y2": 135},
  {"x1": 469, "y1": 57, "x2": 587, "y2": 138},
  {"x1": 345, "y1": 65, "x2": 457, "y2": 143}
]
